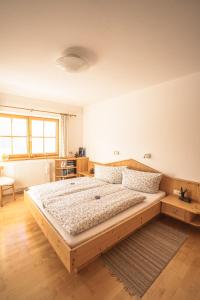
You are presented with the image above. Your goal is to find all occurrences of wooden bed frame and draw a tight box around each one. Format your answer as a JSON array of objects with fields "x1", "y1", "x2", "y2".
[{"x1": 24, "y1": 158, "x2": 200, "y2": 273}]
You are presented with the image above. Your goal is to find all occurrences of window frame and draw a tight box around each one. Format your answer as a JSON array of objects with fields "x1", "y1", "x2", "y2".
[{"x1": 0, "y1": 113, "x2": 59, "y2": 160}]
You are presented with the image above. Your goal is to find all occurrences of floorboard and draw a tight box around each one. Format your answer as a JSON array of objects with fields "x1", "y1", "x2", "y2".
[{"x1": 0, "y1": 194, "x2": 199, "y2": 300}]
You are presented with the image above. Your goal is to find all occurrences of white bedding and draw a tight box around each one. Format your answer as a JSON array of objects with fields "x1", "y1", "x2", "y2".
[
  {"x1": 44, "y1": 185, "x2": 145, "y2": 236},
  {"x1": 29, "y1": 177, "x2": 108, "y2": 204},
  {"x1": 28, "y1": 187, "x2": 165, "y2": 248}
]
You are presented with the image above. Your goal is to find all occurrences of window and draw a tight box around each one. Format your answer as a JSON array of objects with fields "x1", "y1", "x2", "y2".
[
  {"x1": 30, "y1": 118, "x2": 58, "y2": 156},
  {"x1": 0, "y1": 113, "x2": 59, "y2": 159}
]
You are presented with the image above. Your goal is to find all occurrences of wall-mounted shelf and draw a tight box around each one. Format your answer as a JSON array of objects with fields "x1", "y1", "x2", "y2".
[{"x1": 161, "y1": 195, "x2": 200, "y2": 227}]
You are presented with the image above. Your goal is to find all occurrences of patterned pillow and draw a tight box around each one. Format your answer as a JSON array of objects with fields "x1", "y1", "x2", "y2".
[
  {"x1": 94, "y1": 165, "x2": 127, "y2": 184},
  {"x1": 122, "y1": 168, "x2": 162, "y2": 193}
]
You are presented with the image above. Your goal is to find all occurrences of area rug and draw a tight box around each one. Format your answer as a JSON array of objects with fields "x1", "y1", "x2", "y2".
[{"x1": 102, "y1": 219, "x2": 187, "y2": 298}]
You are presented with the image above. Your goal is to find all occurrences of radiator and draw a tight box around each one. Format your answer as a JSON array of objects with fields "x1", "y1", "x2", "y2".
[{"x1": 2, "y1": 159, "x2": 54, "y2": 191}]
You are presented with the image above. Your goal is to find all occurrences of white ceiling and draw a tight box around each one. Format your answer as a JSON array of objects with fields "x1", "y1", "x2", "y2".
[{"x1": 0, "y1": 0, "x2": 199, "y2": 106}]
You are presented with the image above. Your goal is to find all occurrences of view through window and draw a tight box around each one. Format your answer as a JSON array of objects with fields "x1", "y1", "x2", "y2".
[{"x1": 0, "y1": 114, "x2": 59, "y2": 159}]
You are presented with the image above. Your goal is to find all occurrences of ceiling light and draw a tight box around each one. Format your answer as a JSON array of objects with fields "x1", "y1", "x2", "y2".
[{"x1": 56, "y1": 53, "x2": 89, "y2": 73}]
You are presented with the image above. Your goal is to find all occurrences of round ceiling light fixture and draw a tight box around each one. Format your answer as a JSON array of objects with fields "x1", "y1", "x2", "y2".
[{"x1": 56, "y1": 48, "x2": 90, "y2": 73}]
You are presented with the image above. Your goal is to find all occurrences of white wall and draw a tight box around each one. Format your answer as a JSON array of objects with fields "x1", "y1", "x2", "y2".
[
  {"x1": 0, "y1": 93, "x2": 83, "y2": 189},
  {"x1": 83, "y1": 73, "x2": 200, "y2": 182}
]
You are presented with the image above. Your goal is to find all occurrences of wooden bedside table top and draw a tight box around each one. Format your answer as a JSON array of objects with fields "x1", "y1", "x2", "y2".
[
  {"x1": 161, "y1": 195, "x2": 200, "y2": 214},
  {"x1": 78, "y1": 171, "x2": 94, "y2": 177}
]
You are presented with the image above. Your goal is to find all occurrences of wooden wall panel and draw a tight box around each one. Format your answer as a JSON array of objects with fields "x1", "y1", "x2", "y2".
[{"x1": 89, "y1": 159, "x2": 200, "y2": 202}]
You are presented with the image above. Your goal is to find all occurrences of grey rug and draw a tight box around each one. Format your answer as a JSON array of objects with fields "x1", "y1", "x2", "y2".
[{"x1": 102, "y1": 219, "x2": 187, "y2": 298}]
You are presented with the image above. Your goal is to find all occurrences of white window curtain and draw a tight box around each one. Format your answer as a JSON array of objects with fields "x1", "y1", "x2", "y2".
[{"x1": 59, "y1": 115, "x2": 69, "y2": 157}]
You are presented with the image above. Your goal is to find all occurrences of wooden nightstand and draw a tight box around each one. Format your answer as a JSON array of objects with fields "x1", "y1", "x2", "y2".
[
  {"x1": 77, "y1": 171, "x2": 94, "y2": 177},
  {"x1": 161, "y1": 195, "x2": 200, "y2": 227}
]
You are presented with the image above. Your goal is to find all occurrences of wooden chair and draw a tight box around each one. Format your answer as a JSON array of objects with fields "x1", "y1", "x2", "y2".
[{"x1": 0, "y1": 166, "x2": 15, "y2": 207}]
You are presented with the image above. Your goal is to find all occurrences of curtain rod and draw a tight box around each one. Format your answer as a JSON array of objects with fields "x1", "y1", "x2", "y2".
[{"x1": 0, "y1": 104, "x2": 77, "y2": 117}]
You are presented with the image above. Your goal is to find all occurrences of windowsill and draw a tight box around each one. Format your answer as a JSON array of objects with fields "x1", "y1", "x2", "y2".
[{"x1": 1, "y1": 156, "x2": 59, "y2": 162}]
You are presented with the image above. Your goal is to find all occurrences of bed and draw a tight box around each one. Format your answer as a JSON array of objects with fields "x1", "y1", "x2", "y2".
[{"x1": 24, "y1": 173, "x2": 165, "y2": 273}]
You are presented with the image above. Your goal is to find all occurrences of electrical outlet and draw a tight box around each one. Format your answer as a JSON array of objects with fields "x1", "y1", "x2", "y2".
[{"x1": 173, "y1": 189, "x2": 180, "y2": 196}]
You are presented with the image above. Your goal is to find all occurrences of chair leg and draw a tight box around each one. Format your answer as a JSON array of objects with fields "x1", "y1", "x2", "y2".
[
  {"x1": 0, "y1": 186, "x2": 3, "y2": 207},
  {"x1": 12, "y1": 184, "x2": 15, "y2": 201}
]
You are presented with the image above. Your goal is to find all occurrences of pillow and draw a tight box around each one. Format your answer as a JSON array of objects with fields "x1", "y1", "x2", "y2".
[
  {"x1": 122, "y1": 168, "x2": 162, "y2": 193},
  {"x1": 94, "y1": 165, "x2": 127, "y2": 184}
]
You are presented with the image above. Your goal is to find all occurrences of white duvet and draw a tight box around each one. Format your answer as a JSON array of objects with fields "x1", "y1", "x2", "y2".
[
  {"x1": 29, "y1": 177, "x2": 108, "y2": 205},
  {"x1": 44, "y1": 184, "x2": 145, "y2": 235}
]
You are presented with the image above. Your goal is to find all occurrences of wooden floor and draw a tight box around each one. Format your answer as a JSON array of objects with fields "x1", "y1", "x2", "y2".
[{"x1": 0, "y1": 194, "x2": 200, "y2": 300}]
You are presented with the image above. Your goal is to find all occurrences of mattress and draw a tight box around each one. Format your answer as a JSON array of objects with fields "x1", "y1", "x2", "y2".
[{"x1": 28, "y1": 187, "x2": 165, "y2": 248}]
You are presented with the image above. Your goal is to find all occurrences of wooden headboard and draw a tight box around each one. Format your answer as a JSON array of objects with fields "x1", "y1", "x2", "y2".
[{"x1": 88, "y1": 159, "x2": 200, "y2": 202}]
